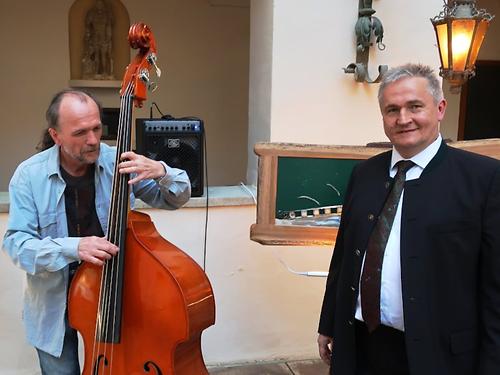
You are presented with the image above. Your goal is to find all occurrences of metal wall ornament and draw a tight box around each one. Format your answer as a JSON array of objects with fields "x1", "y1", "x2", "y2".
[
  {"x1": 431, "y1": 0, "x2": 494, "y2": 90},
  {"x1": 344, "y1": 0, "x2": 388, "y2": 84}
]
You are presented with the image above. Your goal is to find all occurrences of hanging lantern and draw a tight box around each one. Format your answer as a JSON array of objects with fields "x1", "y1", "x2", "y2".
[{"x1": 431, "y1": 0, "x2": 494, "y2": 89}]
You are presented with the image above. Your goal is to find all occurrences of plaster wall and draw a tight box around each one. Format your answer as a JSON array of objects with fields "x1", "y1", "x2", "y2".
[
  {"x1": 247, "y1": 0, "x2": 273, "y2": 185},
  {"x1": 269, "y1": 0, "x2": 443, "y2": 145},
  {"x1": 245, "y1": 0, "x2": 445, "y2": 184},
  {"x1": 0, "y1": 0, "x2": 249, "y2": 191},
  {"x1": 0, "y1": 207, "x2": 333, "y2": 373}
]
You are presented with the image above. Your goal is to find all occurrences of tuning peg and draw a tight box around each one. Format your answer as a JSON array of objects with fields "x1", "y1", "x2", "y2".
[
  {"x1": 147, "y1": 53, "x2": 162, "y2": 78},
  {"x1": 138, "y1": 69, "x2": 158, "y2": 92},
  {"x1": 148, "y1": 81, "x2": 158, "y2": 92},
  {"x1": 139, "y1": 69, "x2": 150, "y2": 84}
]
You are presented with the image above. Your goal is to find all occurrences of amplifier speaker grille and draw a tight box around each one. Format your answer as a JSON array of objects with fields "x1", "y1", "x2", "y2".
[{"x1": 136, "y1": 119, "x2": 204, "y2": 197}]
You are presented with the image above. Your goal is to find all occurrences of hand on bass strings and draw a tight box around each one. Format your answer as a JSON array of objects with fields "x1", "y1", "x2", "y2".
[
  {"x1": 78, "y1": 236, "x2": 120, "y2": 266},
  {"x1": 118, "y1": 151, "x2": 166, "y2": 185}
]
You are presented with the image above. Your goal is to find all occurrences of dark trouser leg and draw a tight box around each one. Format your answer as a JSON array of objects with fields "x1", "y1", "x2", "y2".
[{"x1": 355, "y1": 320, "x2": 409, "y2": 375}]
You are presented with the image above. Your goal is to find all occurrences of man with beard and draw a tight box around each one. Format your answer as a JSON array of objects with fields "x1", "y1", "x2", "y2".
[{"x1": 3, "y1": 89, "x2": 191, "y2": 374}]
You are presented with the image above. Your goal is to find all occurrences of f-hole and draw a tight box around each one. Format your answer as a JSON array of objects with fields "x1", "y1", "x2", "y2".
[
  {"x1": 92, "y1": 354, "x2": 109, "y2": 375},
  {"x1": 143, "y1": 361, "x2": 163, "y2": 374}
]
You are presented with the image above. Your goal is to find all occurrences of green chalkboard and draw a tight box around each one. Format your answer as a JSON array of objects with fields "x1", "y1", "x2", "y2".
[
  {"x1": 251, "y1": 141, "x2": 499, "y2": 246},
  {"x1": 275, "y1": 157, "x2": 360, "y2": 218}
]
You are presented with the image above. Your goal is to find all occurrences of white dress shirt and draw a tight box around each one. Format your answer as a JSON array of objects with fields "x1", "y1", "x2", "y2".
[{"x1": 354, "y1": 134, "x2": 442, "y2": 331}]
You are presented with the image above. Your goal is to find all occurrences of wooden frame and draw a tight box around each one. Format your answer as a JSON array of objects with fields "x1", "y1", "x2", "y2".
[
  {"x1": 250, "y1": 142, "x2": 388, "y2": 246},
  {"x1": 250, "y1": 139, "x2": 500, "y2": 246}
]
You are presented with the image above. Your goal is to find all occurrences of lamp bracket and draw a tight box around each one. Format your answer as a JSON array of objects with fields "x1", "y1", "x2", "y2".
[
  {"x1": 344, "y1": 62, "x2": 388, "y2": 83},
  {"x1": 344, "y1": 0, "x2": 387, "y2": 84}
]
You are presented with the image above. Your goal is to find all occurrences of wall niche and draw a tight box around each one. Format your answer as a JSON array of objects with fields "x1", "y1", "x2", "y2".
[{"x1": 69, "y1": 0, "x2": 130, "y2": 87}]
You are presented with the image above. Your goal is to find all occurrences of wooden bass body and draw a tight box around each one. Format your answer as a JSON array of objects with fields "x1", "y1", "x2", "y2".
[{"x1": 69, "y1": 210, "x2": 215, "y2": 374}]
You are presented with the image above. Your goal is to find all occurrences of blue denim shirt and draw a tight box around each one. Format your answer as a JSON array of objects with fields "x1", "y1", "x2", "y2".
[{"x1": 2, "y1": 143, "x2": 191, "y2": 356}]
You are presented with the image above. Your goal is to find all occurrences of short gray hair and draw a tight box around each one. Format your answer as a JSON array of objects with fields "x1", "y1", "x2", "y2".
[{"x1": 378, "y1": 63, "x2": 443, "y2": 105}]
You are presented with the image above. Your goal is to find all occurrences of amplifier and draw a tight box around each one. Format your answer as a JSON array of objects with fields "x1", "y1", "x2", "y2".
[{"x1": 135, "y1": 118, "x2": 204, "y2": 197}]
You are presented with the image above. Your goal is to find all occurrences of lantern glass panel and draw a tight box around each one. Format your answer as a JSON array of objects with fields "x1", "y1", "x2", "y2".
[
  {"x1": 435, "y1": 23, "x2": 449, "y2": 68},
  {"x1": 468, "y1": 19, "x2": 490, "y2": 67},
  {"x1": 450, "y1": 19, "x2": 475, "y2": 71}
]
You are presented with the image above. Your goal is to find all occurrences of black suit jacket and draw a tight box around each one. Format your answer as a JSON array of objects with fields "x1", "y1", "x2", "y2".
[{"x1": 318, "y1": 142, "x2": 500, "y2": 375}]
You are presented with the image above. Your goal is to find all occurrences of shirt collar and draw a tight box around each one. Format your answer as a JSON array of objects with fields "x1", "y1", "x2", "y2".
[
  {"x1": 47, "y1": 145, "x2": 61, "y2": 178},
  {"x1": 46, "y1": 144, "x2": 104, "y2": 178},
  {"x1": 390, "y1": 134, "x2": 442, "y2": 173}
]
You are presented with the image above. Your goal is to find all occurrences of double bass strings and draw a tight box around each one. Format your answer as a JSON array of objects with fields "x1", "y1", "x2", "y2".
[
  {"x1": 111, "y1": 84, "x2": 134, "y2": 370},
  {"x1": 110, "y1": 83, "x2": 134, "y2": 371},
  {"x1": 92, "y1": 82, "x2": 134, "y2": 373}
]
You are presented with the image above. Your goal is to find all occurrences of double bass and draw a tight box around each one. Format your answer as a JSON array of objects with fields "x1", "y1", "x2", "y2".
[{"x1": 68, "y1": 23, "x2": 215, "y2": 374}]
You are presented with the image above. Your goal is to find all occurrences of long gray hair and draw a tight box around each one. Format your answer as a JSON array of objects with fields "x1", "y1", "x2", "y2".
[{"x1": 36, "y1": 89, "x2": 102, "y2": 152}]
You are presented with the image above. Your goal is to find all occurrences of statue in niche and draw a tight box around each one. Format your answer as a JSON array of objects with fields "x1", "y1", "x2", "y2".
[{"x1": 81, "y1": 0, "x2": 114, "y2": 79}]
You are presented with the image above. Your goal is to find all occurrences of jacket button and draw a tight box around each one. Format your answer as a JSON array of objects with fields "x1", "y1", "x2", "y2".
[
  {"x1": 355, "y1": 249, "x2": 361, "y2": 257},
  {"x1": 348, "y1": 320, "x2": 354, "y2": 326},
  {"x1": 385, "y1": 181, "x2": 391, "y2": 188},
  {"x1": 368, "y1": 213, "x2": 375, "y2": 221},
  {"x1": 350, "y1": 286, "x2": 356, "y2": 291}
]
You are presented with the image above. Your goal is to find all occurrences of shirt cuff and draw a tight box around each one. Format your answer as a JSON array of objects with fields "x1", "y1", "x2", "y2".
[
  {"x1": 154, "y1": 161, "x2": 169, "y2": 184},
  {"x1": 55, "y1": 237, "x2": 81, "y2": 260}
]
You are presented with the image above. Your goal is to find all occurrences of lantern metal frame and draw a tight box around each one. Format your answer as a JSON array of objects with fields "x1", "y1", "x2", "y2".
[{"x1": 431, "y1": 0, "x2": 494, "y2": 89}]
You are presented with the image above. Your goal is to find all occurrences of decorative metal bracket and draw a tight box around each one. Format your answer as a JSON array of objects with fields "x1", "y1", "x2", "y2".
[{"x1": 343, "y1": 0, "x2": 388, "y2": 83}]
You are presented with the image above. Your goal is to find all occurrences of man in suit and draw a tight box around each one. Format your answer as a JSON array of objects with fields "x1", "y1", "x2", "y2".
[{"x1": 317, "y1": 63, "x2": 500, "y2": 375}]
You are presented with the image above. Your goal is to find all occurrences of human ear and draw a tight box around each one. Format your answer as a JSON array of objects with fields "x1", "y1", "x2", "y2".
[
  {"x1": 48, "y1": 128, "x2": 61, "y2": 145},
  {"x1": 437, "y1": 99, "x2": 447, "y2": 121}
]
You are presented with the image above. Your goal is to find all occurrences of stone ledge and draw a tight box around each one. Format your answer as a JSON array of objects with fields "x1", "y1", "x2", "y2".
[
  {"x1": 136, "y1": 185, "x2": 257, "y2": 209},
  {"x1": 0, "y1": 185, "x2": 257, "y2": 213}
]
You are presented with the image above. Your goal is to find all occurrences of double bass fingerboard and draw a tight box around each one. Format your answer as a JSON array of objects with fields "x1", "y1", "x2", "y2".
[{"x1": 96, "y1": 86, "x2": 134, "y2": 343}]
